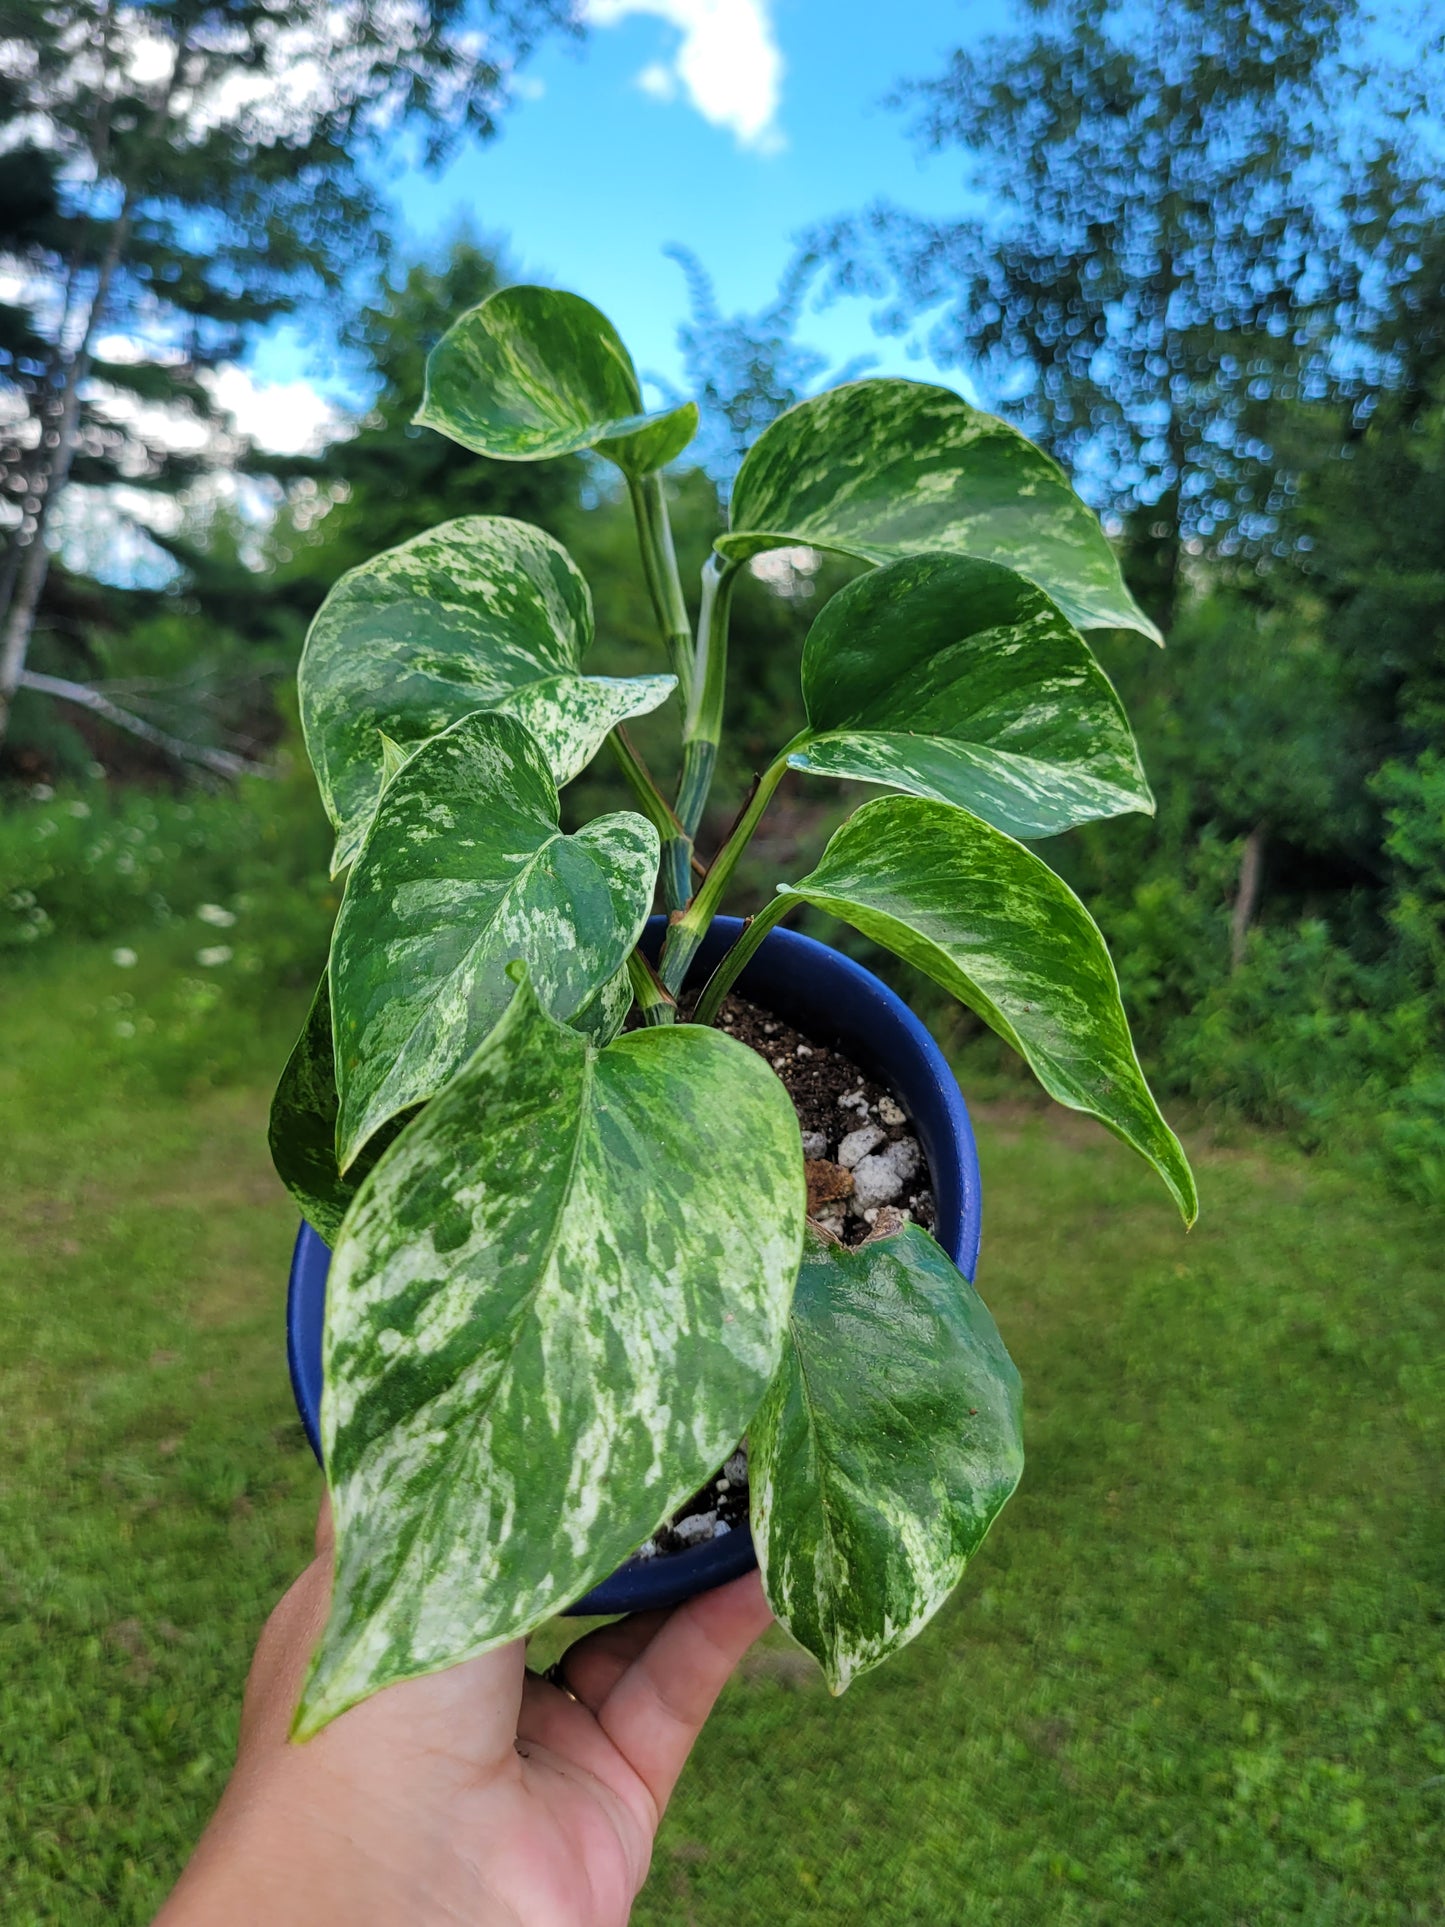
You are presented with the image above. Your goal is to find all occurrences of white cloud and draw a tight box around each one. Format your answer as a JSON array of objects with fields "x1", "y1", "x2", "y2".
[
  {"x1": 584, "y1": 0, "x2": 784, "y2": 152},
  {"x1": 205, "y1": 365, "x2": 341, "y2": 457}
]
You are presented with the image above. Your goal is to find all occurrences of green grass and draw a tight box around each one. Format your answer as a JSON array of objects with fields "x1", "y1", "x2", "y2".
[{"x1": 2, "y1": 941, "x2": 1441, "y2": 1924}]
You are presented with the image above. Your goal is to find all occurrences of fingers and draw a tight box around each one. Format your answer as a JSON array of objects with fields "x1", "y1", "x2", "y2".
[
  {"x1": 547, "y1": 1609, "x2": 671, "y2": 1713},
  {"x1": 595, "y1": 1570, "x2": 773, "y2": 1816}
]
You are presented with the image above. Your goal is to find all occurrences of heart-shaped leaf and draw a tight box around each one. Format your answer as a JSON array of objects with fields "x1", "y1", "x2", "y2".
[
  {"x1": 330, "y1": 710, "x2": 659, "y2": 1171},
  {"x1": 417, "y1": 284, "x2": 698, "y2": 478},
  {"x1": 789, "y1": 552, "x2": 1153, "y2": 838},
  {"x1": 751, "y1": 1223, "x2": 1024, "y2": 1693},
  {"x1": 719, "y1": 379, "x2": 1160, "y2": 641},
  {"x1": 776, "y1": 795, "x2": 1197, "y2": 1223},
  {"x1": 295, "y1": 977, "x2": 806, "y2": 1736},
  {"x1": 267, "y1": 978, "x2": 409, "y2": 1245},
  {"x1": 300, "y1": 515, "x2": 674, "y2": 875}
]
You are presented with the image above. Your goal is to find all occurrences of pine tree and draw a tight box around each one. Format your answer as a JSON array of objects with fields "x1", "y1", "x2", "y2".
[{"x1": 0, "y1": 0, "x2": 576, "y2": 758}]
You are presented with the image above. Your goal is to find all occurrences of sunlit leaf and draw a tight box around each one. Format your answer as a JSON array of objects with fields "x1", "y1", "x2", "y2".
[
  {"x1": 330, "y1": 710, "x2": 658, "y2": 1170},
  {"x1": 295, "y1": 978, "x2": 806, "y2": 1735},
  {"x1": 720, "y1": 379, "x2": 1160, "y2": 640},
  {"x1": 777, "y1": 796, "x2": 1197, "y2": 1222},
  {"x1": 751, "y1": 1223, "x2": 1023, "y2": 1692},
  {"x1": 789, "y1": 552, "x2": 1153, "y2": 837},
  {"x1": 300, "y1": 514, "x2": 674, "y2": 875},
  {"x1": 417, "y1": 284, "x2": 697, "y2": 477}
]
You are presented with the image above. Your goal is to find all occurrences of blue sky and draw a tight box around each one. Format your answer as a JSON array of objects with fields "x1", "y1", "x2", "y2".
[{"x1": 248, "y1": 0, "x2": 1007, "y2": 433}]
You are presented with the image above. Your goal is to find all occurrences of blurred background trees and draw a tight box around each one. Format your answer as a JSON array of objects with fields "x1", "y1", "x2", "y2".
[
  {"x1": 1, "y1": 0, "x2": 1441, "y2": 1205},
  {"x1": 0, "y1": 0, "x2": 578, "y2": 760}
]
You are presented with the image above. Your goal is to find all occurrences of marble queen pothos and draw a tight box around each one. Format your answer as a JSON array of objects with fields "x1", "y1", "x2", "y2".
[{"x1": 268, "y1": 282, "x2": 1197, "y2": 1737}]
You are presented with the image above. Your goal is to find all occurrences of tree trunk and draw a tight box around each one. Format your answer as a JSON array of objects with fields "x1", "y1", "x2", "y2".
[
  {"x1": 0, "y1": 187, "x2": 139, "y2": 750},
  {"x1": 0, "y1": 26, "x2": 182, "y2": 753},
  {"x1": 1230, "y1": 824, "x2": 1267, "y2": 972}
]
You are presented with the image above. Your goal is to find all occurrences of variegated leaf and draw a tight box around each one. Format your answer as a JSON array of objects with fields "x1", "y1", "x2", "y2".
[
  {"x1": 416, "y1": 284, "x2": 698, "y2": 478},
  {"x1": 299, "y1": 514, "x2": 674, "y2": 875},
  {"x1": 751, "y1": 1223, "x2": 1024, "y2": 1693},
  {"x1": 790, "y1": 552, "x2": 1153, "y2": 839},
  {"x1": 296, "y1": 977, "x2": 806, "y2": 1736},
  {"x1": 330, "y1": 710, "x2": 659, "y2": 1171},
  {"x1": 777, "y1": 796, "x2": 1197, "y2": 1223},
  {"x1": 568, "y1": 960, "x2": 634, "y2": 1047},
  {"x1": 267, "y1": 976, "x2": 410, "y2": 1245},
  {"x1": 720, "y1": 379, "x2": 1160, "y2": 641}
]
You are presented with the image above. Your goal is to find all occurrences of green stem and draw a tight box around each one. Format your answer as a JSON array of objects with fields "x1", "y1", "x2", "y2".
[
  {"x1": 607, "y1": 727, "x2": 681, "y2": 842},
  {"x1": 660, "y1": 838, "x2": 693, "y2": 914},
  {"x1": 657, "y1": 732, "x2": 805, "y2": 997},
  {"x1": 678, "y1": 555, "x2": 739, "y2": 836},
  {"x1": 627, "y1": 947, "x2": 676, "y2": 1026},
  {"x1": 627, "y1": 472, "x2": 693, "y2": 703},
  {"x1": 674, "y1": 738, "x2": 715, "y2": 841},
  {"x1": 692, "y1": 898, "x2": 791, "y2": 1027},
  {"x1": 607, "y1": 728, "x2": 698, "y2": 915}
]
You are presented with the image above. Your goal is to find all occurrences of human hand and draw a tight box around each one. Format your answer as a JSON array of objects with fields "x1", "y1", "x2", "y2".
[{"x1": 157, "y1": 1499, "x2": 772, "y2": 1925}]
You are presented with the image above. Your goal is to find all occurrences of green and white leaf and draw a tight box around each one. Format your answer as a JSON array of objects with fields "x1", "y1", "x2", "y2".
[
  {"x1": 751, "y1": 1223, "x2": 1024, "y2": 1693},
  {"x1": 789, "y1": 552, "x2": 1153, "y2": 838},
  {"x1": 776, "y1": 796, "x2": 1197, "y2": 1222},
  {"x1": 417, "y1": 284, "x2": 697, "y2": 478},
  {"x1": 568, "y1": 960, "x2": 634, "y2": 1047},
  {"x1": 330, "y1": 710, "x2": 659, "y2": 1171},
  {"x1": 300, "y1": 514, "x2": 674, "y2": 875},
  {"x1": 720, "y1": 379, "x2": 1160, "y2": 641},
  {"x1": 267, "y1": 977, "x2": 410, "y2": 1246},
  {"x1": 296, "y1": 979, "x2": 806, "y2": 1736}
]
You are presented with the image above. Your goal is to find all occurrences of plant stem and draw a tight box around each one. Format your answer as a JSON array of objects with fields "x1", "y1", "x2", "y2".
[
  {"x1": 606, "y1": 727, "x2": 701, "y2": 912},
  {"x1": 626, "y1": 472, "x2": 693, "y2": 704},
  {"x1": 657, "y1": 732, "x2": 805, "y2": 996},
  {"x1": 677, "y1": 555, "x2": 739, "y2": 836},
  {"x1": 692, "y1": 898, "x2": 791, "y2": 1027},
  {"x1": 606, "y1": 727, "x2": 680, "y2": 839},
  {"x1": 627, "y1": 947, "x2": 676, "y2": 1025}
]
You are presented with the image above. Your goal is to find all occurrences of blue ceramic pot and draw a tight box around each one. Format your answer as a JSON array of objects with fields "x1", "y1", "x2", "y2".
[{"x1": 287, "y1": 915, "x2": 982, "y2": 1616}]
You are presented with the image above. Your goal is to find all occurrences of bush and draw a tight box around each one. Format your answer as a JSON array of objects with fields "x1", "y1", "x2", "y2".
[{"x1": 0, "y1": 748, "x2": 336, "y2": 992}]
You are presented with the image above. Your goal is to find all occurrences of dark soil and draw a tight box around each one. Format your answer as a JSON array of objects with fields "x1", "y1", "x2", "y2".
[
  {"x1": 643, "y1": 990, "x2": 939, "y2": 1561},
  {"x1": 704, "y1": 992, "x2": 937, "y2": 1241}
]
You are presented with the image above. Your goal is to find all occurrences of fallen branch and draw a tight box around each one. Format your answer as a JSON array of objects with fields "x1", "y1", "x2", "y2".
[{"x1": 17, "y1": 670, "x2": 273, "y2": 781}]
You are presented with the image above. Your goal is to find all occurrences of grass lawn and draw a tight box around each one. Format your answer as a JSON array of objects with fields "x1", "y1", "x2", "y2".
[{"x1": 2, "y1": 938, "x2": 1441, "y2": 1924}]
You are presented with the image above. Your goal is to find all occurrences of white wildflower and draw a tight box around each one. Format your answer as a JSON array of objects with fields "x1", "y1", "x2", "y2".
[
  {"x1": 196, "y1": 945, "x2": 233, "y2": 967},
  {"x1": 111, "y1": 947, "x2": 138, "y2": 968}
]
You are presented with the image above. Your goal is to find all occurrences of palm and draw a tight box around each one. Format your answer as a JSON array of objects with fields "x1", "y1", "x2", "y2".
[
  {"x1": 162, "y1": 1514, "x2": 772, "y2": 1926},
  {"x1": 362, "y1": 1595, "x2": 770, "y2": 1925}
]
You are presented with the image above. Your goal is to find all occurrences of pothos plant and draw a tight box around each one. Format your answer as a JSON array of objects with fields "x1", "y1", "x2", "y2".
[{"x1": 269, "y1": 284, "x2": 1197, "y2": 1739}]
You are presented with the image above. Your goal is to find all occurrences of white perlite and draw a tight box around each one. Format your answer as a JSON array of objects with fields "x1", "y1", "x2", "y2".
[
  {"x1": 877, "y1": 1096, "x2": 906, "y2": 1126},
  {"x1": 838, "y1": 1123, "x2": 885, "y2": 1168},
  {"x1": 800, "y1": 1131, "x2": 829, "y2": 1159},
  {"x1": 850, "y1": 1137, "x2": 922, "y2": 1213},
  {"x1": 673, "y1": 1510, "x2": 720, "y2": 1545}
]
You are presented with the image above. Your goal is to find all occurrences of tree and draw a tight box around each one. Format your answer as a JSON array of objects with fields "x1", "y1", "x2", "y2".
[
  {"x1": 809, "y1": 0, "x2": 1439, "y2": 628},
  {"x1": 294, "y1": 236, "x2": 587, "y2": 577},
  {"x1": 0, "y1": 0, "x2": 577, "y2": 758},
  {"x1": 1293, "y1": 229, "x2": 1445, "y2": 753}
]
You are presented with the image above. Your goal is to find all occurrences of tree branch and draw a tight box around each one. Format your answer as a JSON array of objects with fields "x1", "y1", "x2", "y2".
[{"x1": 16, "y1": 672, "x2": 273, "y2": 781}]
